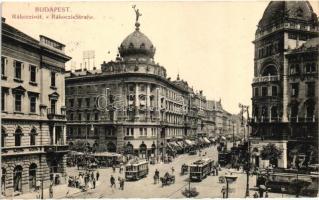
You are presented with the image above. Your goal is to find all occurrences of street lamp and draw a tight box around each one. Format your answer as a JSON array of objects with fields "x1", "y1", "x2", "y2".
[
  {"x1": 224, "y1": 175, "x2": 237, "y2": 198},
  {"x1": 238, "y1": 103, "x2": 250, "y2": 197}
]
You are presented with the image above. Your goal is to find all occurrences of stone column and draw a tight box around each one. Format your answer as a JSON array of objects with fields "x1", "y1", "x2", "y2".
[
  {"x1": 146, "y1": 84, "x2": 150, "y2": 121},
  {"x1": 282, "y1": 46, "x2": 289, "y2": 122},
  {"x1": 278, "y1": 142, "x2": 288, "y2": 168},
  {"x1": 135, "y1": 83, "x2": 139, "y2": 119},
  {"x1": 269, "y1": 106, "x2": 272, "y2": 122},
  {"x1": 63, "y1": 126, "x2": 66, "y2": 145},
  {"x1": 53, "y1": 125, "x2": 56, "y2": 145}
]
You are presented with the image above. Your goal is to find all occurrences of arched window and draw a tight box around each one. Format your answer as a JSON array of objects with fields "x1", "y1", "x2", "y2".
[
  {"x1": 13, "y1": 165, "x2": 23, "y2": 192},
  {"x1": 261, "y1": 65, "x2": 277, "y2": 76},
  {"x1": 30, "y1": 128, "x2": 36, "y2": 146},
  {"x1": 29, "y1": 163, "x2": 37, "y2": 190},
  {"x1": 125, "y1": 142, "x2": 133, "y2": 154},
  {"x1": 15, "y1": 128, "x2": 22, "y2": 147}
]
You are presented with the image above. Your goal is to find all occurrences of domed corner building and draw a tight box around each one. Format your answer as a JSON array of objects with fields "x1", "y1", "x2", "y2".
[
  {"x1": 64, "y1": 15, "x2": 216, "y2": 160},
  {"x1": 251, "y1": 1, "x2": 319, "y2": 169}
]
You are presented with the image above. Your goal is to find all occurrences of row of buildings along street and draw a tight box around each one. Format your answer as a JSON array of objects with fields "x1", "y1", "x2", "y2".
[{"x1": 1, "y1": 0, "x2": 319, "y2": 198}]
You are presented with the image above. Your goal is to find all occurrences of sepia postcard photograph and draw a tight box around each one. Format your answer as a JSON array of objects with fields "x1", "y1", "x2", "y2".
[{"x1": 0, "y1": 0, "x2": 318, "y2": 199}]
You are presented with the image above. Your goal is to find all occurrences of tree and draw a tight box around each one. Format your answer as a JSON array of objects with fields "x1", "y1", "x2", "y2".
[{"x1": 260, "y1": 143, "x2": 282, "y2": 167}]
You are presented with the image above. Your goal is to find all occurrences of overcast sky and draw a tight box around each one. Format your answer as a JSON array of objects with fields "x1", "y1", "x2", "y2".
[{"x1": 2, "y1": 1, "x2": 319, "y2": 114}]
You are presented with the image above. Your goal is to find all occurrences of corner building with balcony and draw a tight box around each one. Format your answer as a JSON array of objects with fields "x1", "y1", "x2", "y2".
[
  {"x1": 65, "y1": 19, "x2": 219, "y2": 158},
  {"x1": 250, "y1": 1, "x2": 318, "y2": 168},
  {"x1": 1, "y1": 18, "x2": 71, "y2": 196}
]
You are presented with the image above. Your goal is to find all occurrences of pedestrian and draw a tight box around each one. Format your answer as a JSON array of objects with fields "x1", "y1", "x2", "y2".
[
  {"x1": 215, "y1": 167, "x2": 219, "y2": 176},
  {"x1": 110, "y1": 175, "x2": 116, "y2": 188},
  {"x1": 36, "y1": 180, "x2": 41, "y2": 191},
  {"x1": 112, "y1": 165, "x2": 116, "y2": 173},
  {"x1": 93, "y1": 178, "x2": 96, "y2": 189},
  {"x1": 265, "y1": 191, "x2": 269, "y2": 198},
  {"x1": 171, "y1": 167, "x2": 175, "y2": 174},
  {"x1": 49, "y1": 183, "x2": 53, "y2": 198},
  {"x1": 121, "y1": 178, "x2": 125, "y2": 190},
  {"x1": 221, "y1": 186, "x2": 226, "y2": 198},
  {"x1": 91, "y1": 172, "x2": 94, "y2": 180},
  {"x1": 253, "y1": 192, "x2": 259, "y2": 198},
  {"x1": 118, "y1": 177, "x2": 122, "y2": 189},
  {"x1": 96, "y1": 170, "x2": 100, "y2": 181},
  {"x1": 259, "y1": 188, "x2": 264, "y2": 198}
]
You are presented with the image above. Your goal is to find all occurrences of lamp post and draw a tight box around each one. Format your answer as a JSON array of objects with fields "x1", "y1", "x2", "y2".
[
  {"x1": 239, "y1": 103, "x2": 250, "y2": 197},
  {"x1": 225, "y1": 175, "x2": 238, "y2": 198}
]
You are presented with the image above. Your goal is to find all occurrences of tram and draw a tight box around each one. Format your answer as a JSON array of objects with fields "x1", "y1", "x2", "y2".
[
  {"x1": 189, "y1": 158, "x2": 214, "y2": 181},
  {"x1": 125, "y1": 159, "x2": 149, "y2": 181}
]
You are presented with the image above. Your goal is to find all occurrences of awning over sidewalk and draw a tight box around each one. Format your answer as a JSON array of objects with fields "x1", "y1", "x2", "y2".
[{"x1": 203, "y1": 137, "x2": 211, "y2": 144}]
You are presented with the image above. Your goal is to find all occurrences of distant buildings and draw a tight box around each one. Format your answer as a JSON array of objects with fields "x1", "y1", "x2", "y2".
[
  {"x1": 1, "y1": 18, "x2": 71, "y2": 196},
  {"x1": 250, "y1": 1, "x2": 318, "y2": 168},
  {"x1": 64, "y1": 14, "x2": 241, "y2": 158}
]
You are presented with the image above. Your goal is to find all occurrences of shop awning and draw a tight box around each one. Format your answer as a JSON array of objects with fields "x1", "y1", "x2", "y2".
[
  {"x1": 184, "y1": 139, "x2": 193, "y2": 146},
  {"x1": 203, "y1": 137, "x2": 211, "y2": 144}
]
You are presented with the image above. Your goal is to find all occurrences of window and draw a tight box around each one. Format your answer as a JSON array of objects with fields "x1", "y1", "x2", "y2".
[
  {"x1": 140, "y1": 84, "x2": 145, "y2": 92},
  {"x1": 291, "y1": 83, "x2": 299, "y2": 97},
  {"x1": 126, "y1": 128, "x2": 130, "y2": 136},
  {"x1": 70, "y1": 113, "x2": 74, "y2": 121},
  {"x1": 30, "y1": 96, "x2": 36, "y2": 113},
  {"x1": 30, "y1": 129, "x2": 36, "y2": 146},
  {"x1": 30, "y1": 65, "x2": 36, "y2": 83},
  {"x1": 311, "y1": 63, "x2": 316, "y2": 72},
  {"x1": 1, "y1": 91, "x2": 5, "y2": 111},
  {"x1": 94, "y1": 113, "x2": 99, "y2": 121},
  {"x1": 78, "y1": 113, "x2": 82, "y2": 121},
  {"x1": 77, "y1": 98, "x2": 82, "y2": 108},
  {"x1": 50, "y1": 72, "x2": 56, "y2": 87},
  {"x1": 15, "y1": 94, "x2": 22, "y2": 112},
  {"x1": 129, "y1": 85, "x2": 134, "y2": 92},
  {"x1": 144, "y1": 128, "x2": 147, "y2": 136},
  {"x1": 1, "y1": 57, "x2": 6, "y2": 76},
  {"x1": 272, "y1": 86, "x2": 278, "y2": 96},
  {"x1": 140, "y1": 128, "x2": 143, "y2": 136},
  {"x1": 69, "y1": 99, "x2": 74, "y2": 107},
  {"x1": 307, "y1": 82, "x2": 315, "y2": 97},
  {"x1": 131, "y1": 128, "x2": 134, "y2": 136},
  {"x1": 261, "y1": 87, "x2": 268, "y2": 97},
  {"x1": 15, "y1": 61, "x2": 22, "y2": 79},
  {"x1": 85, "y1": 98, "x2": 90, "y2": 107},
  {"x1": 50, "y1": 100, "x2": 56, "y2": 114},
  {"x1": 1, "y1": 128, "x2": 6, "y2": 147},
  {"x1": 15, "y1": 128, "x2": 22, "y2": 146},
  {"x1": 86, "y1": 113, "x2": 90, "y2": 121},
  {"x1": 254, "y1": 87, "x2": 259, "y2": 97}
]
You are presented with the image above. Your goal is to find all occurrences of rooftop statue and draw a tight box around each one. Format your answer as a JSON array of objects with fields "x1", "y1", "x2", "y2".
[{"x1": 132, "y1": 5, "x2": 142, "y2": 23}]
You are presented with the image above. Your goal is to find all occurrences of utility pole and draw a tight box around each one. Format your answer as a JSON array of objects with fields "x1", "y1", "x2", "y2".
[{"x1": 239, "y1": 103, "x2": 250, "y2": 197}]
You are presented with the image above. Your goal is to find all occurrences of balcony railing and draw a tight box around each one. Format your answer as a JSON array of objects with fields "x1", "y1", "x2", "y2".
[
  {"x1": 44, "y1": 145, "x2": 69, "y2": 153},
  {"x1": 47, "y1": 108, "x2": 66, "y2": 120},
  {"x1": 1, "y1": 145, "x2": 45, "y2": 156},
  {"x1": 253, "y1": 75, "x2": 280, "y2": 83}
]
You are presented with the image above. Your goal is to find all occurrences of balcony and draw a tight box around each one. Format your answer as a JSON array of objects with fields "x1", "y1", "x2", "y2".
[
  {"x1": 1, "y1": 145, "x2": 45, "y2": 156},
  {"x1": 252, "y1": 75, "x2": 280, "y2": 84},
  {"x1": 44, "y1": 145, "x2": 69, "y2": 153},
  {"x1": 124, "y1": 136, "x2": 134, "y2": 140},
  {"x1": 47, "y1": 108, "x2": 66, "y2": 120}
]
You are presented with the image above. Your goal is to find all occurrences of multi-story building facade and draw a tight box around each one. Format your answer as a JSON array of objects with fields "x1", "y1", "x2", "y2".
[
  {"x1": 1, "y1": 18, "x2": 71, "y2": 196},
  {"x1": 250, "y1": 1, "x2": 318, "y2": 168},
  {"x1": 65, "y1": 13, "x2": 238, "y2": 158}
]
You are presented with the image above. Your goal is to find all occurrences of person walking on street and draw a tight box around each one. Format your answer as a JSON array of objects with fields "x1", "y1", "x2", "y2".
[
  {"x1": 221, "y1": 186, "x2": 226, "y2": 198},
  {"x1": 112, "y1": 165, "x2": 116, "y2": 173},
  {"x1": 265, "y1": 191, "x2": 269, "y2": 198},
  {"x1": 121, "y1": 178, "x2": 125, "y2": 190},
  {"x1": 96, "y1": 171, "x2": 100, "y2": 181},
  {"x1": 49, "y1": 183, "x2": 53, "y2": 198},
  {"x1": 110, "y1": 175, "x2": 116, "y2": 188},
  {"x1": 253, "y1": 192, "x2": 259, "y2": 198},
  {"x1": 171, "y1": 167, "x2": 175, "y2": 174},
  {"x1": 93, "y1": 178, "x2": 96, "y2": 189}
]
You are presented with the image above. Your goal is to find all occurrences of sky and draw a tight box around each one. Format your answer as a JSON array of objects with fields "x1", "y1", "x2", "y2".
[{"x1": 2, "y1": 1, "x2": 319, "y2": 114}]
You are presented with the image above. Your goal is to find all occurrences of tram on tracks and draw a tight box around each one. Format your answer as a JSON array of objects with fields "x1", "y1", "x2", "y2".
[
  {"x1": 189, "y1": 158, "x2": 214, "y2": 181},
  {"x1": 125, "y1": 159, "x2": 149, "y2": 181}
]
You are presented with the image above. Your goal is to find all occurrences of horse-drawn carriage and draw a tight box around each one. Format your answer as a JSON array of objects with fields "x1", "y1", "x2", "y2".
[
  {"x1": 160, "y1": 172, "x2": 175, "y2": 186},
  {"x1": 181, "y1": 164, "x2": 189, "y2": 175}
]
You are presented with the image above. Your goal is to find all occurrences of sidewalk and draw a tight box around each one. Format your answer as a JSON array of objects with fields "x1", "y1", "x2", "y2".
[{"x1": 14, "y1": 181, "x2": 101, "y2": 199}]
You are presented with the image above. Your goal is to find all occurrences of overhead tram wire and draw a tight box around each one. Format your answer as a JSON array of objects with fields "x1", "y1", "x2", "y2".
[{"x1": 166, "y1": 183, "x2": 189, "y2": 198}]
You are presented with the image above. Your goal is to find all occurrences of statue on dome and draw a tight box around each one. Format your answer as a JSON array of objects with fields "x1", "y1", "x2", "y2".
[{"x1": 132, "y1": 5, "x2": 142, "y2": 23}]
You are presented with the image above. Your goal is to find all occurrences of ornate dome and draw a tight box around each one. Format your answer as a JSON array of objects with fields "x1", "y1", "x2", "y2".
[
  {"x1": 118, "y1": 23, "x2": 156, "y2": 59},
  {"x1": 258, "y1": 1, "x2": 318, "y2": 29}
]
